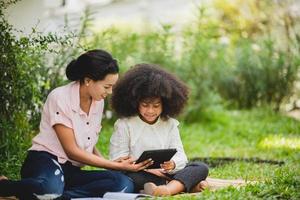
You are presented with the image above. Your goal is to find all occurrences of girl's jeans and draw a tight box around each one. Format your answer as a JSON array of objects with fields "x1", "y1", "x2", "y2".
[
  {"x1": 0, "y1": 150, "x2": 134, "y2": 200},
  {"x1": 126, "y1": 162, "x2": 209, "y2": 192}
]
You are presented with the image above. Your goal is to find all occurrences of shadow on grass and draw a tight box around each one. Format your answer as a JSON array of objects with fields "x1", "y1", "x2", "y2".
[{"x1": 190, "y1": 157, "x2": 285, "y2": 168}]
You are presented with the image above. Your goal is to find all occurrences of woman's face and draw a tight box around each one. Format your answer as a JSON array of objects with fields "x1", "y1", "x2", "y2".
[
  {"x1": 138, "y1": 97, "x2": 162, "y2": 124},
  {"x1": 87, "y1": 73, "x2": 119, "y2": 101}
]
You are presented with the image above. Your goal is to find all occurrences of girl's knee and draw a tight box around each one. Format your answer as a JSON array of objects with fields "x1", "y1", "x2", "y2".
[
  {"x1": 188, "y1": 162, "x2": 209, "y2": 178},
  {"x1": 199, "y1": 162, "x2": 209, "y2": 176}
]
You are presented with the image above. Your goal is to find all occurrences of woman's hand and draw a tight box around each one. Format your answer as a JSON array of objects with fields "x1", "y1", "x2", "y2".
[
  {"x1": 144, "y1": 169, "x2": 170, "y2": 179},
  {"x1": 160, "y1": 160, "x2": 175, "y2": 172},
  {"x1": 118, "y1": 156, "x2": 153, "y2": 172}
]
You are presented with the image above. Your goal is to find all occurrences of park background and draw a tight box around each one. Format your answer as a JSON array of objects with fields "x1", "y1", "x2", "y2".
[{"x1": 1, "y1": 0, "x2": 300, "y2": 199}]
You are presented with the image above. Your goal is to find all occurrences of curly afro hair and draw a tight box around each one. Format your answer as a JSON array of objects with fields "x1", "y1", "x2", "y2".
[{"x1": 110, "y1": 63, "x2": 189, "y2": 119}]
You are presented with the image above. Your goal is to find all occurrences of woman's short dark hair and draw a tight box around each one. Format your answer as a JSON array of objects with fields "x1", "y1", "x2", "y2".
[
  {"x1": 110, "y1": 63, "x2": 189, "y2": 119},
  {"x1": 66, "y1": 49, "x2": 119, "y2": 82}
]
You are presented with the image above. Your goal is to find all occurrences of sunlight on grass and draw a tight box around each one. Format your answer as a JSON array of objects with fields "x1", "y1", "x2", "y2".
[{"x1": 259, "y1": 135, "x2": 300, "y2": 150}]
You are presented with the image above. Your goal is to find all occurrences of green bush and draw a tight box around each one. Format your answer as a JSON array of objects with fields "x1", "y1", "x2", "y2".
[
  {"x1": 88, "y1": 1, "x2": 300, "y2": 119},
  {"x1": 217, "y1": 39, "x2": 300, "y2": 110},
  {"x1": 0, "y1": 1, "x2": 86, "y2": 176}
]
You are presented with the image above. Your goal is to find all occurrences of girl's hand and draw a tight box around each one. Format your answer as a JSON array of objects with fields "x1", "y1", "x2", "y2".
[
  {"x1": 119, "y1": 157, "x2": 153, "y2": 172},
  {"x1": 160, "y1": 160, "x2": 175, "y2": 172},
  {"x1": 144, "y1": 169, "x2": 170, "y2": 179}
]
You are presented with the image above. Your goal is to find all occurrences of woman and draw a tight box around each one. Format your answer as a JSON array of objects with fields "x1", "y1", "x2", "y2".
[{"x1": 0, "y1": 49, "x2": 151, "y2": 200}]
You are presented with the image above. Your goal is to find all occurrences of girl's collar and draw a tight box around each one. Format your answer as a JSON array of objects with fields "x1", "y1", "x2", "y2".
[{"x1": 137, "y1": 115, "x2": 161, "y2": 126}]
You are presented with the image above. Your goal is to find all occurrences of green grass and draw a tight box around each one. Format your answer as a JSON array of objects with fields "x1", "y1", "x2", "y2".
[
  {"x1": 98, "y1": 108, "x2": 300, "y2": 199},
  {"x1": 2, "y1": 108, "x2": 299, "y2": 199}
]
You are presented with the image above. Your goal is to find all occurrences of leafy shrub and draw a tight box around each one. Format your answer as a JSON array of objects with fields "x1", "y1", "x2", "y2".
[
  {"x1": 88, "y1": 1, "x2": 300, "y2": 120},
  {"x1": 0, "y1": 1, "x2": 85, "y2": 176},
  {"x1": 217, "y1": 39, "x2": 300, "y2": 110}
]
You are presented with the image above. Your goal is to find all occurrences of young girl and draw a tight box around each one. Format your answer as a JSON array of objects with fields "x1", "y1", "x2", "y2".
[
  {"x1": 109, "y1": 63, "x2": 209, "y2": 196},
  {"x1": 0, "y1": 50, "x2": 151, "y2": 200}
]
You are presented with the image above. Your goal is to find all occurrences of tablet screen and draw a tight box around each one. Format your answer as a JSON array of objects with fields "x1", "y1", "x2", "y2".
[{"x1": 135, "y1": 149, "x2": 177, "y2": 169}]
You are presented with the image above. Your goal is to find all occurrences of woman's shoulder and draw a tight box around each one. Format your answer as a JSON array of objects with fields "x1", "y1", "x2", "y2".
[
  {"x1": 45, "y1": 82, "x2": 76, "y2": 108},
  {"x1": 48, "y1": 82, "x2": 75, "y2": 97}
]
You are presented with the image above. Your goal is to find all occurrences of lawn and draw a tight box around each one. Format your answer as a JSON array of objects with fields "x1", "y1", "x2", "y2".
[{"x1": 97, "y1": 108, "x2": 300, "y2": 199}]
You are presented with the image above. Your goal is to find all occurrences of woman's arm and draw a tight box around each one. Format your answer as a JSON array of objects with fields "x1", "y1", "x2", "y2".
[
  {"x1": 54, "y1": 124, "x2": 151, "y2": 171},
  {"x1": 93, "y1": 147, "x2": 103, "y2": 158}
]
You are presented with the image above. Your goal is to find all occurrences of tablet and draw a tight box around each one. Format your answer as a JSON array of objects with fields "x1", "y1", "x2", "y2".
[{"x1": 135, "y1": 148, "x2": 177, "y2": 169}]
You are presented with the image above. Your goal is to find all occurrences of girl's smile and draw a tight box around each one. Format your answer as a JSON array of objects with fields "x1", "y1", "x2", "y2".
[{"x1": 138, "y1": 97, "x2": 162, "y2": 124}]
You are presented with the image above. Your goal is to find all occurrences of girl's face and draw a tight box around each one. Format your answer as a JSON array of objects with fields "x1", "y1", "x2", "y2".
[
  {"x1": 87, "y1": 73, "x2": 119, "y2": 101},
  {"x1": 138, "y1": 97, "x2": 162, "y2": 124}
]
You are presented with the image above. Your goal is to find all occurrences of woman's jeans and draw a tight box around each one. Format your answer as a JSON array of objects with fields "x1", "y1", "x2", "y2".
[{"x1": 0, "y1": 151, "x2": 134, "y2": 200}]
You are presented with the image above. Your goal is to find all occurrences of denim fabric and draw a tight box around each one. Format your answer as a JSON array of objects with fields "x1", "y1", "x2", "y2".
[{"x1": 0, "y1": 151, "x2": 134, "y2": 200}]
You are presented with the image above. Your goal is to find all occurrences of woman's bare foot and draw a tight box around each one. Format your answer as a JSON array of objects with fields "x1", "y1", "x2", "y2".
[
  {"x1": 0, "y1": 176, "x2": 18, "y2": 200},
  {"x1": 139, "y1": 189, "x2": 145, "y2": 194},
  {"x1": 143, "y1": 182, "x2": 171, "y2": 196},
  {"x1": 190, "y1": 180, "x2": 209, "y2": 193},
  {"x1": 0, "y1": 176, "x2": 8, "y2": 181}
]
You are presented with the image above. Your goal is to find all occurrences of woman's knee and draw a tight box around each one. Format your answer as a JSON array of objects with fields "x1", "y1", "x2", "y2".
[
  {"x1": 33, "y1": 177, "x2": 64, "y2": 199},
  {"x1": 112, "y1": 172, "x2": 134, "y2": 193}
]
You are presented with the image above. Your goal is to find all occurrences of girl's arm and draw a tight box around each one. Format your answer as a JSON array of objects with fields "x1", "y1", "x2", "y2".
[
  {"x1": 168, "y1": 120, "x2": 188, "y2": 173},
  {"x1": 54, "y1": 124, "x2": 151, "y2": 171},
  {"x1": 109, "y1": 119, "x2": 131, "y2": 161}
]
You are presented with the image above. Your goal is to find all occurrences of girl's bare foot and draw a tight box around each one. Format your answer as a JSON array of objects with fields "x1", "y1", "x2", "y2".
[
  {"x1": 190, "y1": 180, "x2": 209, "y2": 193},
  {"x1": 144, "y1": 182, "x2": 171, "y2": 196}
]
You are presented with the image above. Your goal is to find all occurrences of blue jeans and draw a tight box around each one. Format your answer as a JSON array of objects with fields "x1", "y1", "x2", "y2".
[{"x1": 0, "y1": 151, "x2": 134, "y2": 199}]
